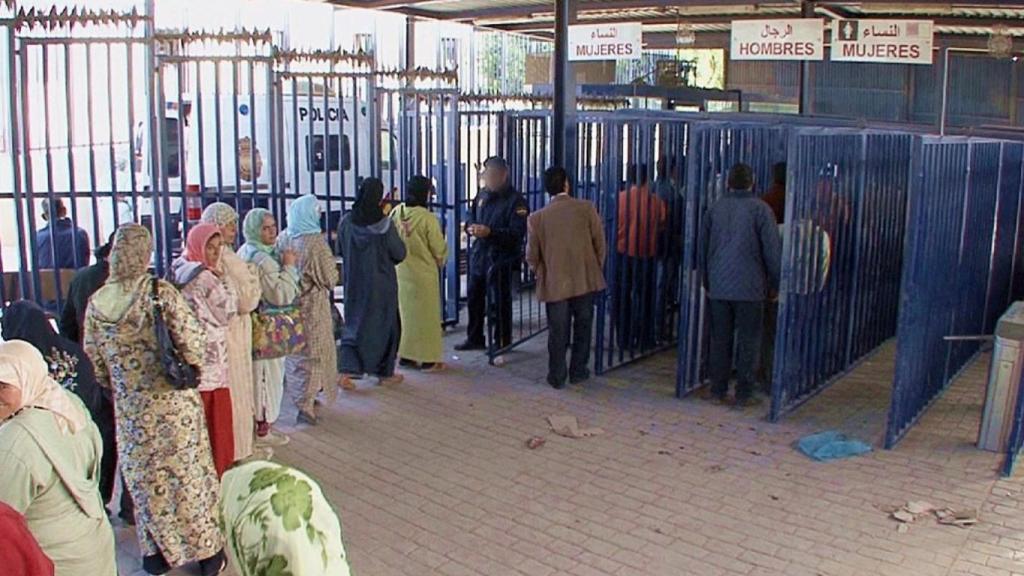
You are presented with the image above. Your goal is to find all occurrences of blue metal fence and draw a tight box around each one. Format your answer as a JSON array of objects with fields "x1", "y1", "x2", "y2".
[
  {"x1": 1005, "y1": 369, "x2": 1024, "y2": 476},
  {"x1": 885, "y1": 137, "x2": 1023, "y2": 448},
  {"x1": 769, "y1": 130, "x2": 912, "y2": 420},
  {"x1": 676, "y1": 120, "x2": 789, "y2": 396}
]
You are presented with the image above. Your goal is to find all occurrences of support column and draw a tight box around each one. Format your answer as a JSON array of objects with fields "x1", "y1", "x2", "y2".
[
  {"x1": 404, "y1": 16, "x2": 416, "y2": 73},
  {"x1": 553, "y1": 0, "x2": 577, "y2": 173},
  {"x1": 798, "y1": 0, "x2": 814, "y2": 115}
]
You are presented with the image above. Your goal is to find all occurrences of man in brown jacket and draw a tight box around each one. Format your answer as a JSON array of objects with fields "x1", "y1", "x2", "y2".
[{"x1": 526, "y1": 166, "x2": 607, "y2": 389}]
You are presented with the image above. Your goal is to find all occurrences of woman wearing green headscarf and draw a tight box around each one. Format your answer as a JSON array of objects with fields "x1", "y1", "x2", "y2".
[
  {"x1": 219, "y1": 460, "x2": 350, "y2": 576},
  {"x1": 238, "y1": 208, "x2": 300, "y2": 445},
  {"x1": 277, "y1": 196, "x2": 339, "y2": 426}
]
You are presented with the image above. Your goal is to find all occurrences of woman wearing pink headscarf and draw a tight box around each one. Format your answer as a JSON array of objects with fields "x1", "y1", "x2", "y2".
[{"x1": 171, "y1": 223, "x2": 239, "y2": 477}]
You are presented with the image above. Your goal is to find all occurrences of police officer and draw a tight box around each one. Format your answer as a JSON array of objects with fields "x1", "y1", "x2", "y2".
[{"x1": 456, "y1": 157, "x2": 529, "y2": 352}]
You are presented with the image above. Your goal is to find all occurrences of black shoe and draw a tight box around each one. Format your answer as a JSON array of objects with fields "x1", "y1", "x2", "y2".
[
  {"x1": 698, "y1": 387, "x2": 732, "y2": 405},
  {"x1": 143, "y1": 552, "x2": 171, "y2": 575},
  {"x1": 455, "y1": 340, "x2": 486, "y2": 352},
  {"x1": 732, "y1": 396, "x2": 764, "y2": 410},
  {"x1": 199, "y1": 550, "x2": 227, "y2": 576},
  {"x1": 399, "y1": 358, "x2": 417, "y2": 369},
  {"x1": 548, "y1": 378, "x2": 566, "y2": 390},
  {"x1": 570, "y1": 370, "x2": 591, "y2": 385},
  {"x1": 296, "y1": 410, "x2": 318, "y2": 426}
]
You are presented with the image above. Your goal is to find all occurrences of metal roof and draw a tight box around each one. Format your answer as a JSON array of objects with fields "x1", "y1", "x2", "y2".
[{"x1": 329, "y1": 1, "x2": 1024, "y2": 39}]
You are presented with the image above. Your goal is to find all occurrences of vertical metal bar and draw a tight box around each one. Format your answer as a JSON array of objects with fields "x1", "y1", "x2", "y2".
[
  {"x1": 195, "y1": 60, "x2": 207, "y2": 196},
  {"x1": 105, "y1": 42, "x2": 119, "y2": 237},
  {"x1": 323, "y1": 73, "x2": 333, "y2": 225},
  {"x1": 291, "y1": 76, "x2": 300, "y2": 198},
  {"x1": 126, "y1": 40, "x2": 140, "y2": 223},
  {"x1": 176, "y1": 61, "x2": 188, "y2": 241},
  {"x1": 40, "y1": 44, "x2": 64, "y2": 306},
  {"x1": 351, "y1": 76, "x2": 360, "y2": 187},
  {"x1": 214, "y1": 60, "x2": 225, "y2": 198},
  {"x1": 63, "y1": 43, "x2": 90, "y2": 253},
  {"x1": 232, "y1": 60, "x2": 242, "y2": 213},
  {"x1": 8, "y1": 28, "x2": 31, "y2": 299},
  {"x1": 306, "y1": 74, "x2": 315, "y2": 198}
]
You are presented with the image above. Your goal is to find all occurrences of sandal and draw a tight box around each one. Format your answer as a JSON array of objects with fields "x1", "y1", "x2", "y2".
[
  {"x1": 340, "y1": 375, "x2": 358, "y2": 391},
  {"x1": 377, "y1": 374, "x2": 405, "y2": 386},
  {"x1": 422, "y1": 362, "x2": 446, "y2": 373},
  {"x1": 296, "y1": 410, "x2": 319, "y2": 426}
]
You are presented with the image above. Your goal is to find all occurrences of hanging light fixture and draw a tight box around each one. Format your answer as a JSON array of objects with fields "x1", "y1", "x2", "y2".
[{"x1": 675, "y1": 9, "x2": 696, "y2": 47}]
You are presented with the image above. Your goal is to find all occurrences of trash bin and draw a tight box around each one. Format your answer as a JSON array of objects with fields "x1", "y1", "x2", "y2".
[{"x1": 979, "y1": 302, "x2": 1024, "y2": 452}]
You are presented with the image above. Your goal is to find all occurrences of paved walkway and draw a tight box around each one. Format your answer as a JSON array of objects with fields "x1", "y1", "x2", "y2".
[{"x1": 115, "y1": 334, "x2": 1024, "y2": 576}]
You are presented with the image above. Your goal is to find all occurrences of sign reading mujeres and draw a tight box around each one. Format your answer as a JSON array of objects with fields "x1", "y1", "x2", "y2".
[
  {"x1": 832, "y1": 20, "x2": 934, "y2": 65},
  {"x1": 731, "y1": 19, "x2": 824, "y2": 61},
  {"x1": 568, "y1": 23, "x2": 643, "y2": 61}
]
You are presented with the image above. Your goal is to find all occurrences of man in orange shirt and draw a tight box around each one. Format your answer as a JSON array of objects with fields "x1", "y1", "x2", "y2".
[{"x1": 613, "y1": 164, "x2": 667, "y2": 351}]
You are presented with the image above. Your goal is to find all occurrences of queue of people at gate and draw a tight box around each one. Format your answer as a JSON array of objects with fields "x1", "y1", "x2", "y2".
[{"x1": 0, "y1": 156, "x2": 783, "y2": 576}]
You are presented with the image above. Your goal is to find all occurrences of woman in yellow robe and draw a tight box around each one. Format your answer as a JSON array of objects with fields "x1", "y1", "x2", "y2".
[{"x1": 392, "y1": 176, "x2": 449, "y2": 370}]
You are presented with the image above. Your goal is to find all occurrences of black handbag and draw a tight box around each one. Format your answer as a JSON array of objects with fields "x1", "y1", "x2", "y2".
[{"x1": 151, "y1": 277, "x2": 200, "y2": 390}]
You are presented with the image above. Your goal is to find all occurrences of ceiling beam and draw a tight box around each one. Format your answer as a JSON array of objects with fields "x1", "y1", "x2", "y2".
[
  {"x1": 492, "y1": 13, "x2": 1024, "y2": 34},
  {"x1": 328, "y1": 0, "x2": 439, "y2": 8}
]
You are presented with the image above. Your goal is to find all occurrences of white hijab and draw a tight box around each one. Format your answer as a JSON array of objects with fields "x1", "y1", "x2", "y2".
[{"x1": 0, "y1": 340, "x2": 88, "y2": 434}]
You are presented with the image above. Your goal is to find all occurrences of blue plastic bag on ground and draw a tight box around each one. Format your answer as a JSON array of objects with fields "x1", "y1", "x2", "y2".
[{"x1": 797, "y1": 430, "x2": 872, "y2": 462}]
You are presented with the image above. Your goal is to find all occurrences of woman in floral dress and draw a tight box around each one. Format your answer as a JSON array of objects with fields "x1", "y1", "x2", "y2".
[
  {"x1": 172, "y1": 222, "x2": 239, "y2": 478},
  {"x1": 279, "y1": 195, "x2": 339, "y2": 426},
  {"x1": 83, "y1": 224, "x2": 226, "y2": 576}
]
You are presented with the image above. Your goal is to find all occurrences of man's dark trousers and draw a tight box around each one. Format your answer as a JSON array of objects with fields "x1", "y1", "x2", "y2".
[
  {"x1": 708, "y1": 299, "x2": 764, "y2": 401},
  {"x1": 465, "y1": 266, "x2": 514, "y2": 349},
  {"x1": 546, "y1": 292, "x2": 595, "y2": 387}
]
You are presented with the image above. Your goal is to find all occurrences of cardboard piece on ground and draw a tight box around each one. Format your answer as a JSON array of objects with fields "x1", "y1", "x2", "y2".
[{"x1": 547, "y1": 415, "x2": 604, "y2": 439}]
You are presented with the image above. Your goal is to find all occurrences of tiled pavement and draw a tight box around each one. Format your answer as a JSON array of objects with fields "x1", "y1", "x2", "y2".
[{"x1": 115, "y1": 333, "x2": 1024, "y2": 576}]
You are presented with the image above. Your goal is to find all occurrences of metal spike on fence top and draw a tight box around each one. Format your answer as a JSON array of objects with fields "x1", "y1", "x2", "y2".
[
  {"x1": 13, "y1": 4, "x2": 148, "y2": 31},
  {"x1": 155, "y1": 27, "x2": 274, "y2": 46},
  {"x1": 275, "y1": 47, "x2": 374, "y2": 67}
]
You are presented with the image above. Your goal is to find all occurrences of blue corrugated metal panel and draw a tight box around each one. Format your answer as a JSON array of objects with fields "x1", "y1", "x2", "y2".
[
  {"x1": 983, "y1": 143, "x2": 1024, "y2": 333},
  {"x1": 769, "y1": 130, "x2": 912, "y2": 420},
  {"x1": 885, "y1": 137, "x2": 1023, "y2": 448},
  {"x1": 1004, "y1": 369, "x2": 1024, "y2": 476}
]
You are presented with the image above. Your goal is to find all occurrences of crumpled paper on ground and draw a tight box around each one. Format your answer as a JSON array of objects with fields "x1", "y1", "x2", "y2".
[{"x1": 547, "y1": 415, "x2": 604, "y2": 439}]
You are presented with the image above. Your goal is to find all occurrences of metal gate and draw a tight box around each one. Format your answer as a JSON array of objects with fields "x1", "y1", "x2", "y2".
[
  {"x1": 2, "y1": 6, "x2": 151, "y2": 307},
  {"x1": 677, "y1": 121, "x2": 789, "y2": 396},
  {"x1": 770, "y1": 130, "x2": 912, "y2": 421},
  {"x1": 380, "y1": 87, "x2": 460, "y2": 325},
  {"x1": 886, "y1": 138, "x2": 1024, "y2": 448}
]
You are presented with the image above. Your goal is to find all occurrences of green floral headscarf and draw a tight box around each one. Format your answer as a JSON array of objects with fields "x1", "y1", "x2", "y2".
[
  {"x1": 242, "y1": 208, "x2": 275, "y2": 255},
  {"x1": 220, "y1": 461, "x2": 350, "y2": 576}
]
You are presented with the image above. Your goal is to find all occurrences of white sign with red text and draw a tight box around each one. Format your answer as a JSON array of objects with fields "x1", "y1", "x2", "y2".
[
  {"x1": 568, "y1": 23, "x2": 642, "y2": 61},
  {"x1": 731, "y1": 19, "x2": 824, "y2": 61},
  {"x1": 832, "y1": 20, "x2": 934, "y2": 65}
]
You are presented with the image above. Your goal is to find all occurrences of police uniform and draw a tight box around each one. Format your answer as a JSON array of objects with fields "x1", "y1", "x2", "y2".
[{"x1": 465, "y1": 185, "x2": 529, "y2": 349}]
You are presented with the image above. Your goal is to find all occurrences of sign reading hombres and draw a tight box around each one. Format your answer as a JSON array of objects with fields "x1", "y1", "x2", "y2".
[
  {"x1": 568, "y1": 23, "x2": 643, "y2": 61},
  {"x1": 730, "y1": 19, "x2": 825, "y2": 61},
  {"x1": 833, "y1": 20, "x2": 934, "y2": 65}
]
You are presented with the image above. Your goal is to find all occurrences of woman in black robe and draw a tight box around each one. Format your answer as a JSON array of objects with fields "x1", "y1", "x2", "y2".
[
  {"x1": 1, "y1": 300, "x2": 117, "y2": 510},
  {"x1": 337, "y1": 178, "x2": 407, "y2": 386}
]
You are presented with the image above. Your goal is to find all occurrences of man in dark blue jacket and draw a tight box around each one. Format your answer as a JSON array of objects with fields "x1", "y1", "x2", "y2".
[
  {"x1": 700, "y1": 163, "x2": 781, "y2": 407},
  {"x1": 36, "y1": 198, "x2": 90, "y2": 270},
  {"x1": 456, "y1": 157, "x2": 529, "y2": 352}
]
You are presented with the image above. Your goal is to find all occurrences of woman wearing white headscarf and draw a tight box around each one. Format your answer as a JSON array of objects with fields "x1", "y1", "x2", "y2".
[
  {"x1": 0, "y1": 340, "x2": 117, "y2": 576},
  {"x1": 202, "y1": 203, "x2": 262, "y2": 461}
]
